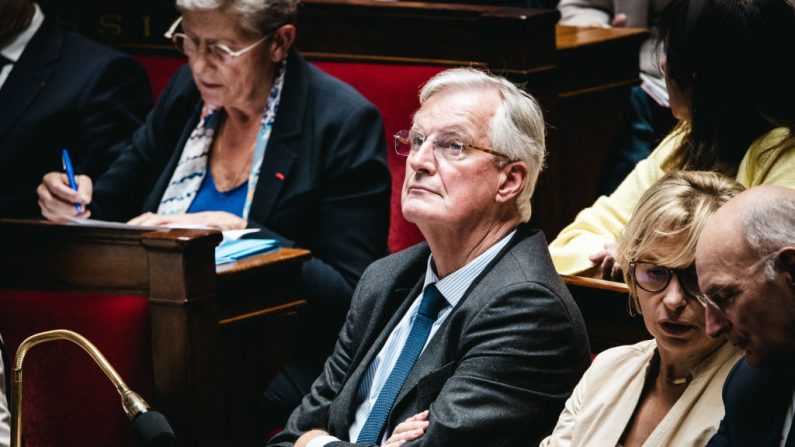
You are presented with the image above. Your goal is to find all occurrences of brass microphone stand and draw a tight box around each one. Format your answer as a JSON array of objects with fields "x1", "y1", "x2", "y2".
[{"x1": 10, "y1": 329, "x2": 152, "y2": 447}]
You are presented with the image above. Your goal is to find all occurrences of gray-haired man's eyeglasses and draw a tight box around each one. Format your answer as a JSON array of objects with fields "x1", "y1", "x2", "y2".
[{"x1": 394, "y1": 129, "x2": 516, "y2": 162}]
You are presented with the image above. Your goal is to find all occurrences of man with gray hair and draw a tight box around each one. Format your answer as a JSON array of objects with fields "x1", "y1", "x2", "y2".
[
  {"x1": 695, "y1": 185, "x2": 795, "y2": 446},
  {"x1": 268, "y1": 68, "x2": 590, "y2": 447}
]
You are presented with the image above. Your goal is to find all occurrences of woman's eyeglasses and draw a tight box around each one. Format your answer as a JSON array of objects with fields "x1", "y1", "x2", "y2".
[
  {"x1": 164, "y1": 17, "x2": 274, "y2": 65},
  {"x1": 630, "y1": 262, "x2": 702, "y2": 297}
]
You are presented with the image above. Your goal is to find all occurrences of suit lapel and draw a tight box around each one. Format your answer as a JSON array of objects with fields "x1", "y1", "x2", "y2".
[
  {"x1": 247, "y1": 138, "x2": 297, "y2": 224},
  {"x1": 388, "y1": 227, "x2": 528, "y2": 426},
  {"x1": 328, "y1": 246, "x2": 429, "y2": 438},
  {"x1": 0, "y1": 20, "x2": 60, "y2": 144},
  {"x1": 247, "y1": 49, "x2": 306, "y2": 226},
  {"x1": 329, "y1": 280, "x2": 424, "y2": 437},
  {"x1": 353, "y1": 283, "x2": 422, "y2": 374},
  {"x1": 744, "y1": 364, "x2": 795, "y2": 446}
]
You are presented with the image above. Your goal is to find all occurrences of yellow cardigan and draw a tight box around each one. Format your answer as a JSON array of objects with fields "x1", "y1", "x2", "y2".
[{"x1": 549, "y1": 127, "x2": 795, "y2": 275}]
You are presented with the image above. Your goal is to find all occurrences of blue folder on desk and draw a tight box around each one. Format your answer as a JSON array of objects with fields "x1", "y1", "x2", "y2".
[{"x1": 215, "y1": 239, "x2": 280, "y2": 265}]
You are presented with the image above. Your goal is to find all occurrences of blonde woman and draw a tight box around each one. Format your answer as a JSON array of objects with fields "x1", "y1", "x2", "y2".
[{"x1": 541, "y1": 171, "x2": 744, "y2": 447}]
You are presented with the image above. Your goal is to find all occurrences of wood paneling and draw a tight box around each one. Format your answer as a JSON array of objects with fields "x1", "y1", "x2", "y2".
[{"x1": 0, "y1": 219, "x2": 309, "y2": 445}]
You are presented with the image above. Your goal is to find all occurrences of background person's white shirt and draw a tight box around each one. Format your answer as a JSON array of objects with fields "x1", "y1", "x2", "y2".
[
  {"x1": 0, "y1": 334, "x2": 11, "y2": 447},
  {"x1": 0, "y1": 3, "x2": 44, "y2": 89},
  {"x1": 781, "y1": 388, "x2": 795, "y2": 447}
]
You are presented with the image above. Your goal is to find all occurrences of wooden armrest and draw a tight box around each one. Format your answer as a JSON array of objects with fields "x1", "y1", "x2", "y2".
[{"x1": 561, "y1": 274, "x2": 629, "y2": 294}]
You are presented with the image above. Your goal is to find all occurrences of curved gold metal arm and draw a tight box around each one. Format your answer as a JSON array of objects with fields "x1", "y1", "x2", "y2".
[{"x1": 11, "y1": 329, "x2": 151, "y2": 447}]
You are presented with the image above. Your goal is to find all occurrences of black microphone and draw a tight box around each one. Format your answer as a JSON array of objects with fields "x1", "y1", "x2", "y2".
[{"x1": 132, "y1": 409, "x2": 178, "y2": 447}]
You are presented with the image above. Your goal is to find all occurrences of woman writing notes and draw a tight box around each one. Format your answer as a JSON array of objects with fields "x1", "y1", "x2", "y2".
[
  {"x1": 549, "y1": 0, "x2": 795, "y2": 279},
  {"x1": 37, "y1": 0, "x2": 390, "y2": 431},
  {"x1": 541, "y1": 171, "x2": 744, "y2": 447}
]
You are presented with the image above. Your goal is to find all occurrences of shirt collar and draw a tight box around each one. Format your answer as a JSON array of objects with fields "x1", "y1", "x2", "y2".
[
  {"x1": 423, "y1": 229, "x2": 517, "y2": 309},
  {"x1": 1, "y1": 3, "x2": 44, "y2": 64}
]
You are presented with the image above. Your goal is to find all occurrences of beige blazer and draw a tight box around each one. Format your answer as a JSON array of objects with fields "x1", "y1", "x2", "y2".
[{"x1": 540, "y1": 339, "x2": 743, "y2": 447}]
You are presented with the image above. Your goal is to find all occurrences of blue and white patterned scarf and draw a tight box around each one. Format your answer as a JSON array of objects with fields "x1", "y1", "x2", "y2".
[{"x1": 157, "y1": 60, "x2": 287, "y2": 219}]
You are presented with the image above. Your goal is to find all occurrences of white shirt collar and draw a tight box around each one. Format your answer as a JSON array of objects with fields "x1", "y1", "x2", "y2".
[
  {"x1": 423, "y1": 229, "x2": 518, "y2": 309},
  {"x1": 1, "y1": 3, "x2": 45, "y2": 63}
]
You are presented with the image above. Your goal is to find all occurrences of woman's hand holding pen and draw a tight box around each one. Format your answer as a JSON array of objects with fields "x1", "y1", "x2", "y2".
[{"x1": 37, "y1": 172, "x2": 93, "y2": 222}]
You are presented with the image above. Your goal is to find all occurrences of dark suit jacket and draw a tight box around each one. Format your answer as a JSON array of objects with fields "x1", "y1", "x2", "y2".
[
  {"x1": 269, "y1": 225, "x2": 592, "y2": 447},
  {"x1": 707, "y1": 358, "x2": 795, "y2": 447},
  {"x1": 90, "y1": 49, "x2": 390, "y2": 359},
  {"x1": 0, "y1": 19, "x2": 151, "y2": 218}
]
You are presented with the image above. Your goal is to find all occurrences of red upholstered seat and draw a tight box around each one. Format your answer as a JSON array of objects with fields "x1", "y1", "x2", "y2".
[
  {"x1": 134, "y1": 55, "x2": 443, "y2": 253},
  {"x1": 134, "y1": 55, "x2": 187, "y2": 104},
  {"x1": 0, "y1": 290, "x2": 154, "y2": 447},
  {"x1": 311, "y1": 62, "x2": 444, "y2": 252}
]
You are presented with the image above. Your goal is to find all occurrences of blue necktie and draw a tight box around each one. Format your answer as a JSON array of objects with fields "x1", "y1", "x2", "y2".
[{"x1": 356, "y1": 284, "x2": 447, "y2": 444}]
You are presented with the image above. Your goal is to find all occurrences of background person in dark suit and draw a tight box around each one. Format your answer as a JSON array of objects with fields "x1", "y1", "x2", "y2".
[
  {"x1": 0, "y1": 0, "x2": 152, "y2": 218},
  {"x1": 696, "y1": 186, "x2": 795, "y2": 446},
  {"x1": 36, "y1": 0, "x2": 390, "y2": 433},
  {"x1": 269, "y1": 68, "x2": 590, "y2": 447}
]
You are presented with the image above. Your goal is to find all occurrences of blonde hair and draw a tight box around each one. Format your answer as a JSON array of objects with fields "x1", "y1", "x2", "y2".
[{"x1": 617, "y1": 171, "x2": 744, "y2": 313}]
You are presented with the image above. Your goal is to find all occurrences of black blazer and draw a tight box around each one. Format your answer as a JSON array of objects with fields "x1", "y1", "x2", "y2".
[
  {"x1": 270, "y1": 225, "x2": 592, "y2": 447},
  {"x1": 0, "y1": 19, "x2": 151, "y2": 218},
  {"x1": 91, "y1": 49, "x2": 391, "y2": 358},
  {"x1": 707, "y1": 358, "x2": 795, "y2": 447}
]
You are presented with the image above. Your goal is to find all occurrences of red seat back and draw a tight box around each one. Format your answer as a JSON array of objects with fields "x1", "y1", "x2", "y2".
[
  {"x1": 311, "y1": 62, "x2": 445, "y2": 252},
  {"x1": 0, "y1": 290, "x2": 154, "y2": 447},
  {"x1": 134, "y1": 55, "x2": 187, "y2": 103}
]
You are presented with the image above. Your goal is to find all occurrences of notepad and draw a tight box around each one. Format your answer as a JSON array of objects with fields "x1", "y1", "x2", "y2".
[{"x1": 215, "y1": 238, "x2": 280, "y2": 265}]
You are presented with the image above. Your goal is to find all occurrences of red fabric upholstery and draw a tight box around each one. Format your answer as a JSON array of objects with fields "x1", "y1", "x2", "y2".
[
  {"x1": 134, "y1": 55, "x2": 187, "y2": 102},
  {"x1": 0, "y1": 290, "x2": 154, "y2": 447},
  {"x1": 313, "y1": 62, "x2": 444, "y2": 252},
  {"x1": 132, "y1": 55, "x2": 443, "y2": 252}
]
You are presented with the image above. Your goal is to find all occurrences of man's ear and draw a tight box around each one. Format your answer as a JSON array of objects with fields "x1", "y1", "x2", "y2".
[
  {"x1": 777, "y1": 247, "x2": 795, "y2": 288},
  {"x1": 270, "y1": 24, "x2": 296, "y2": 63},
  {"x1": 495, "y1": 161, "x2": 527, "y2": 205}
]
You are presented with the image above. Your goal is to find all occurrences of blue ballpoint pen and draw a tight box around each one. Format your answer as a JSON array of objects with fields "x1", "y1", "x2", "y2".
[{"x1": 61, "y1": 148, "x2": 83, "y2": 213}]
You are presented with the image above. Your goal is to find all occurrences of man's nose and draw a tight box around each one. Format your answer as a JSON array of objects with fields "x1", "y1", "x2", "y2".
[
  {"x1": 408, "y1": 139, "x2": 437, "y2": 174},
  {"x1": 704, "y1": 305, "x2": 731, "y2": 338}
]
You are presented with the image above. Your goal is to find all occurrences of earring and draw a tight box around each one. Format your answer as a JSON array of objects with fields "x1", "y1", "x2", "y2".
[{"x1": 627, "y1": 295, "x2": 641, "y2": 317}]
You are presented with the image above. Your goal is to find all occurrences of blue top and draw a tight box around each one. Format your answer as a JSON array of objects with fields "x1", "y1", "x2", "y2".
[{"x1": 187, "y1": 169, "x2": 248, "y2": 217}]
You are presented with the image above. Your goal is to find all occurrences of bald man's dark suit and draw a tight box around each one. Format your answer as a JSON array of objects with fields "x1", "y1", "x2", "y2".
[{"x1": 707, "y1": 358, "x2": 795, "y2": 447}]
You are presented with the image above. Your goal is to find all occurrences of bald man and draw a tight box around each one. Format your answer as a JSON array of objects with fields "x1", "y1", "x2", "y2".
[{"x1": 695, "y1": 185, "x2": 795, "y2": 447}]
